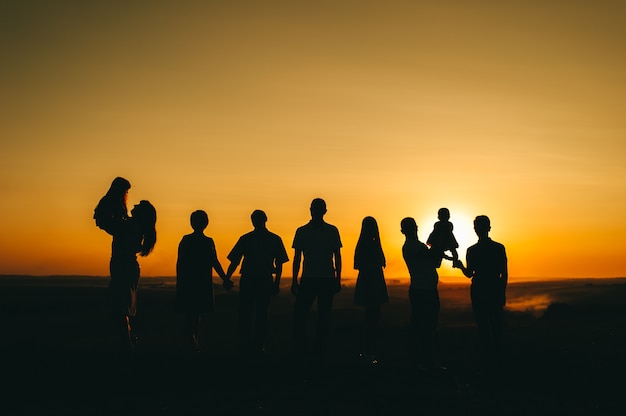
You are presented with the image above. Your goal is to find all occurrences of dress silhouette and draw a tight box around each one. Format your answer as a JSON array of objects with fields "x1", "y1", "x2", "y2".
[{"x1": 354, "y1": 216, "x2": 389, "y2": 359}]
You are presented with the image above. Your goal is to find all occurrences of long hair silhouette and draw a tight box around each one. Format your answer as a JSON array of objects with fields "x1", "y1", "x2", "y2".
[
  {"x1": 132, "y1": 200, "x2": 157, "y2": 256},
  {"x1": 355, "y1": 216, "x2": 385, "y2": 268},
  {"x1": 94, "y1": 177, "x2": 131, "y2": 233}
]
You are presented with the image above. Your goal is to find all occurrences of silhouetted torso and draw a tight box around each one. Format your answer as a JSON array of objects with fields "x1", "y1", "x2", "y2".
[
  {"x1": 94, "y1": 195, "x2": 128, "y2": 236},
  {"x1": 466, "y1": 238, "x2": 507, "y2": 287},
  {"x1": 228, "y1": 229, "x2": 288, "y2": 286},
  {"x1": 293, "y1": 221, "x2": 341, "y2": 279},
  {"x1": 176, "y1": 233, "x2": 221, "y2": 312},
  {"x1": 108, "y1": 218, "x2": 142, "y2": 317},
  {"x1": 354, "y1": 238, "x2": 388, "y2": 306},
  {"x1": 111, "y1": 219, "x2": 142, "y2": 259},
  {"x1": 402, "y1": 239, "x2": 438, "y2": 291},
  {"x1": 427, "y1": 220, "x2": 458, "y2": 252}
]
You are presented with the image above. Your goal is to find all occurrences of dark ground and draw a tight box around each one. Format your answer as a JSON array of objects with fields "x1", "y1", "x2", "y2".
[{"x1": 1, "y1": 276, "x2": 625, "y2": 415}]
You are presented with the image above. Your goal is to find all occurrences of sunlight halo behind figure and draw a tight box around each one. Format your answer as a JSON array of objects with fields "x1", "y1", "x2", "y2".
[{"x1": 420, "y1": 209, "x2": 475, "y2": 278}]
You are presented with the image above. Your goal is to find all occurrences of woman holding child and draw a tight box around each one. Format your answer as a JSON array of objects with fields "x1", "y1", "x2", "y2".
[{"x1": 95, "y1": 178, "x2": 157, "y2": 355}]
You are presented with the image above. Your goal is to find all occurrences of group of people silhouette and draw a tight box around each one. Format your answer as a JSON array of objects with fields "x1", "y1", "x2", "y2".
[{"x1": 95, "y1": 177, "x2": 508, "y2": 372}]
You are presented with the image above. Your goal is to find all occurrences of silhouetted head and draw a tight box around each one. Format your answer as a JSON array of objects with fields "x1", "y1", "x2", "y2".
[
  {"x1": 473, "y1": 215, "x2": 491, "y2": 238},
  {"x1": 132, "y1": 200, "x2": 156, "y2": 222},
  {"x1": 251, "y1": 209, "x2": 267, "y2": 229},
  {"x1": 310, "y1": 198, "x2": 327, "y2": 220},
  {"x1": 190, "y1": 210, "x2": 209, "y2": 232},
  {"x1": 360, "y1": 216, "x2": 380, "y2": 241},
  {"x1": 131, "y1": 200, "x2": 157, "y2": 256},
  {"x1": 438, "y1": 208, "x2": 450, "y2": 221},
  {"x1": 400, "y1": 217, "x2": 418, "y2": 238},
  {"x1": 107, "y1": 177, "x2": 131, "y2": 196},
  {"x1": 106, "y1": 177, "x2": 131, "y2": 207}
]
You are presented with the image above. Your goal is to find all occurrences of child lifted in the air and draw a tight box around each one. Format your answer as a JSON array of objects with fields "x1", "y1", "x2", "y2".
[{"x1": 427, "y1": 207, "x2": 459, "y2": 268}]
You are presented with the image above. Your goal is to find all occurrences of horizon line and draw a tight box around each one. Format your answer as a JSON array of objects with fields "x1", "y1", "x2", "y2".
[{"x1": 2, "y1": 274, "x2": 625, "y2": 283}]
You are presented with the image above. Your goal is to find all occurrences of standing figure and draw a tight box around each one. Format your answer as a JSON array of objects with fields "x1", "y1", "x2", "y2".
[
  {"x1": 453, "y1": 215, "x2": 508, "y2": 369},
  {"x1": 93, "y1": 177, "x2": 131, "y2": 235},
  {"x1": 353, "y1": 216, "x2": 389, "y2": 360},
  {"x1": 401, "y1": 217, "x2": 444, "y2": 371},
  {"x1": 226, "y1": 210, "x2": 289, "y2": 358},
  {"x1": 427, "y1": 207, "x2": 459, "y2": 267},
  {"x1": 176, "y1": 210, "x2": 232, "y2": 353},
  {"x1": 108, "y1": 200, "x2": 157, "y2": 355},
  {"x1": 291, "y1": 198, "x2": 342, "y2": 364}
]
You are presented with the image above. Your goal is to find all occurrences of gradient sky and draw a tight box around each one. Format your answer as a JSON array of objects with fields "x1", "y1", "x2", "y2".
[{"x1": 1, "y1": 0, "x2": 625, "y2": 281}]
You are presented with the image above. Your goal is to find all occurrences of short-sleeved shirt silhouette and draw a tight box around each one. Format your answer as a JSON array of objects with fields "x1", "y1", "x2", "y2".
[
  {"x1": 176, "y1": 233, "x2": 221, "y2": 312},
  {"x1": 227, "y1": 229, "x2": 289, "y2": 283},
  {"x1": 466, "y1": 238, "x2": 507, "y2": 287},
  {"x1": 292, "y1": 221, "x2": 342, "y2": 279}
]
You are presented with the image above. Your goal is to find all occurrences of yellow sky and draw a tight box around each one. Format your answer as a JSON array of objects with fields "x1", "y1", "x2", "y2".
[{"x1": 1, "y1": 1, "x2": 625, "y2": 281}]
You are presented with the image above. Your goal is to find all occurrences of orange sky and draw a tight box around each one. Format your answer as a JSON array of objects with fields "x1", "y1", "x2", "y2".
[{"x1": 1, "y1": 1, "x2": 625, "y2": 281}]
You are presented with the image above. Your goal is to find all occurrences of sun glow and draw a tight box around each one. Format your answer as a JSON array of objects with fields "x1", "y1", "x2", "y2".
[
  {"x1": 419, "y1": 209, "x2": 476, "y2": 257},
  {"x1": 416, "y1": 208, "x2": 478, "y2": 281},
  {"x1": 447, "y1": 211, "x2": 476, "y2": 257}
]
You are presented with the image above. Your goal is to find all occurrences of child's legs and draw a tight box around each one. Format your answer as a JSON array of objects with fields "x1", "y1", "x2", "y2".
[{"x1": 442, "y1": 248, "x2": 458, "y2": 261}]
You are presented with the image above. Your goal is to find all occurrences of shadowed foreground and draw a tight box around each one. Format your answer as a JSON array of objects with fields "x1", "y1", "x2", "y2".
[{"x1": 1, "y1": 276, "x2": 625, "y2": 415}]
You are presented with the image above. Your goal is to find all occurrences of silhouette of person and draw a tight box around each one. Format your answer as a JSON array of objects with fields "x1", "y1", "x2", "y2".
[
  {"x1": 401, "y1": 217, "x2": 444, "y2": 371},
  {"x1": 291, "y1": 198, "x2": 342, "y2": 363},
  {"x1": 93, "y1": 177, "x2": 131, "y2": 235},
  {"x1": 176, "y1": 210, "x2": 232, "y2": 353},
  {"x1": 426, "y1": 207, "x2": 459, "y2": 268},
  {"x1": 226, "y1": 210, "x2": 289, "y2": 358},
  {"x1": 453, "y1": 215, "x2": 508, "y2": 368},
  {"x1": 354, "y1": 216, "x2": 389, "y2": 361},
  {"x1": 107, "y1": 200, "x2": 157, "y2": 355}
]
